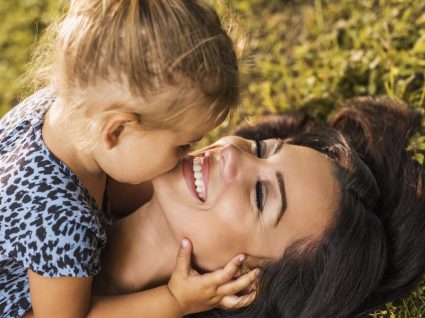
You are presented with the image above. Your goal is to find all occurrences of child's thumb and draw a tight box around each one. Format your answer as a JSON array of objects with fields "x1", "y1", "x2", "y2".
[{"x1": 175, "y1": 238, "x2": 192, "y2": 275}]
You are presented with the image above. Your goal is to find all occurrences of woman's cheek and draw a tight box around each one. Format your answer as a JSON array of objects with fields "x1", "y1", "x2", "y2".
[
  {"x1": 216, "y1": 197, "x2": 251, "y2": 224},
  {"x1": 193, "y1": 236, "x2": 239, "y2": 271},
  {"x1": 190, "y1": 218, "x2": 248, "y2": 270}
]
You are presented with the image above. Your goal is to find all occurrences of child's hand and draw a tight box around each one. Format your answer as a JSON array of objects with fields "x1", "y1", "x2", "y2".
[{"x1": 167, "y1": 238, "x2": 259, "y2": 316}]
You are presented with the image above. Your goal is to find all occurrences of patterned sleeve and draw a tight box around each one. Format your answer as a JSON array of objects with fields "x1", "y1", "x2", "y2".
[{"x1": 24, "y1": 217, "x2": 102, "y2": 278}]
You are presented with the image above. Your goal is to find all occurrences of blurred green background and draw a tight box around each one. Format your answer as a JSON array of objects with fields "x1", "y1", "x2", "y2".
[{"x1": 1, "y1": 0, "x2": 425, "y2": 316}]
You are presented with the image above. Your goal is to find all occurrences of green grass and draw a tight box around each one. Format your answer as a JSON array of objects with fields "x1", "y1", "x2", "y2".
[
  {"x1": 212, "y1": 0, "x2": 425, "y2": 163},
  {"x1": 370, "y1": 275, "x2": 425, "y2": 317},
  {"x1": 0, "y1": 0, "x2": 60, "y2": 116},
  {"x1": 1, "y1": 0, "x2": 425, "y2": 316}
]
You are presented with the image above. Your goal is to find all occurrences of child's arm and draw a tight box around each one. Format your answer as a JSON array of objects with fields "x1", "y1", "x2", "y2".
[
  {"x1": 89, "y1": 239, "x2": 257, "y2": 317},
  {"x1": 27, "y1": 240, "x2": 257, "y2": 318},
  {"x1": 28, "y1": 271, "x2": 93, "y2": 318},
  {"x1": 28, "y1": 270, "x2": 182, "y2": 318}
]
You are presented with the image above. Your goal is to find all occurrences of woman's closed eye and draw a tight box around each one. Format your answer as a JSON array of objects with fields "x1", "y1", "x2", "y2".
[
  {"x1": 255, "y1": 139, "x2": 266, "y2": 158},
  {"x1": 255, "y1": 139, "x2": 266, "y2": 213}
]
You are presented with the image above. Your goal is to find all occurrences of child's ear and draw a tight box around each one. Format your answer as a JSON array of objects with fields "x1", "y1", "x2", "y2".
[{"x1": 103, "y1": 113, "x2": 139, "y2": 149}]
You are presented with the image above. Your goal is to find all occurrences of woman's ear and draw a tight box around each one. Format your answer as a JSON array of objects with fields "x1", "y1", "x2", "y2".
[{"x1": 103, "y1": 113, "x2": 139, "y2": 149}]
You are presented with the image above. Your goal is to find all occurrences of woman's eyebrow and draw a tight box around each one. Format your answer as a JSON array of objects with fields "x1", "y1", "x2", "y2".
[{"x1": 274, "y1": 171, "x2": 287, "y2": 227}]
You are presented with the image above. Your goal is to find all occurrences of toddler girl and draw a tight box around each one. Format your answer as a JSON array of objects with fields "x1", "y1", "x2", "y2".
[{"x1": 0, "y1": 1, "x2": 256, "y2": 317}]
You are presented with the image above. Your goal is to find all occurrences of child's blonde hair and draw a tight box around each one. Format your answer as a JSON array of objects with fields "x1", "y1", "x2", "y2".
[{"x1": 32, "y1": 0, "x2": 239, "y2": 148}]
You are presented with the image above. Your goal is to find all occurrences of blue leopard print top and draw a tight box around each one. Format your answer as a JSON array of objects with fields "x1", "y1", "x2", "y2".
[{"x1": 0, "y1": 88, "x2": 109, "y2": 318}]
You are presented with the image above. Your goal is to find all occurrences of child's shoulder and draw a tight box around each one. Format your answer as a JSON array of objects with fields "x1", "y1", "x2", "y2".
[
  {"x1": 0, "y1": 87, "x2": 60, "y2": 189},
  {"x1": 0, "y1": 132, "x2": 109, "y2": 246},
  {"x1": 1, "y1": 87, "x2": 55, "y2": 123},
  {"x1": 0, "y1": 87, "x2": 109, "y2": 277},
  {"x1": 0, "y1": 147, "x2": 108, "y2": 278},
  {"x1": 0, "y1": 86, "x2": 109, "y2": 261},
  {"x1": 0, "y1": 87, "x2": 55, "y2": 150},
  {"x1": 0, "y1": 136, "x2": 109, "y2": 245}
]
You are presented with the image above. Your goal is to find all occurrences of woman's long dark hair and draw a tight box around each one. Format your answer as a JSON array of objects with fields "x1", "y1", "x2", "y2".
[{"x1": 190, "y1": 97, "x2": 425, "y2": 317}]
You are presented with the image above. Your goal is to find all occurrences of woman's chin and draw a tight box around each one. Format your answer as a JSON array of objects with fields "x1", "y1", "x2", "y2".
[{"x1": 191, "y1": 257, "x2": 219, "y2": 274}]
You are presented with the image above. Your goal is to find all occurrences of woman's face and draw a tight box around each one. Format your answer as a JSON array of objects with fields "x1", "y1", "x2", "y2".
[{"x1": 152, "y1": 136, "x2": 339, "y2": 271}]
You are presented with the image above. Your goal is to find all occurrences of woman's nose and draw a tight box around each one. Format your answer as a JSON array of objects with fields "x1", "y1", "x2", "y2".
[{"x1": 219, "y1": 144, "x2": 240, "y2": 182}]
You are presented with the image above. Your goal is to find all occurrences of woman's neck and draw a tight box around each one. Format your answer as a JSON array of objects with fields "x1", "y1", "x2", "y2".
[{"x1": 94, "y1": 198, "x2": 178, "y2": 294}]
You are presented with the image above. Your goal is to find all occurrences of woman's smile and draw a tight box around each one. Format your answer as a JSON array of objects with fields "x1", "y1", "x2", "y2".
[
  {"x1": 181, "y1": 144, "x2": 237, "y2": 205},
  {"x1": 182, "y1": 154, "x2": 211, "y2": 202}
]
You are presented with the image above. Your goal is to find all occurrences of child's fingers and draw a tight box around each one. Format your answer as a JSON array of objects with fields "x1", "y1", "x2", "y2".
[
  {"x1": 208, "y1": 254, "x2": 246, "y2": 285},
  {"x1": 217, "y1": 268, "x2": 259, "y2": 296},
  {"x1": 189, "y1": 268, "x2": 200, "y2": 276},
  {"x1": 174, "y1": 238, "x2": 193, "y2": 276},
  {"x1": 219, "y1": 289, "x2": 257, "y2": 309}
]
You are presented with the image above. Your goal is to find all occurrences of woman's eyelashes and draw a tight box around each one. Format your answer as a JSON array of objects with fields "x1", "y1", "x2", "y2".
[
  {"x1": 254, "y1": 139, "x2": 266, "y2": 213},
  {"x1": 255, "y1": 139, "x2": 266, "y2": 158},
  {"x1": 256, "y1": 181, "x2": 265, "y2": 211}
]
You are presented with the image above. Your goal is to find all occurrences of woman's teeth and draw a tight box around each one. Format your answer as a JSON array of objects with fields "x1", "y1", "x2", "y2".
[{"x1": 193, "y1": 157, "x2": 205, "y2": 200}]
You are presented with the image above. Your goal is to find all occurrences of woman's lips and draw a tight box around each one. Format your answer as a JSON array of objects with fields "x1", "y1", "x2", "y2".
[
  {"x1": 182, "y1": 156, "x2": 198, "y2": 200},
  {"x1": 201, "y1": 155, "x2": 210, "y2": 202},
  {"x1": 181, "y1": 155, "x2": 210, "y2": 202}
]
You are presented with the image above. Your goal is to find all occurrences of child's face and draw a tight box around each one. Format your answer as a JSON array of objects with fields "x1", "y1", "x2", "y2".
[{"x1": 96, "y1": 117, "x2": 218, "y2": 184}]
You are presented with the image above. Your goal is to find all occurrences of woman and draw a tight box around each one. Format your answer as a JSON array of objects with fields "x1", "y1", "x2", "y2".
[{"x1": 96, "y1": 96, "x2": 425, "y2": 318}]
